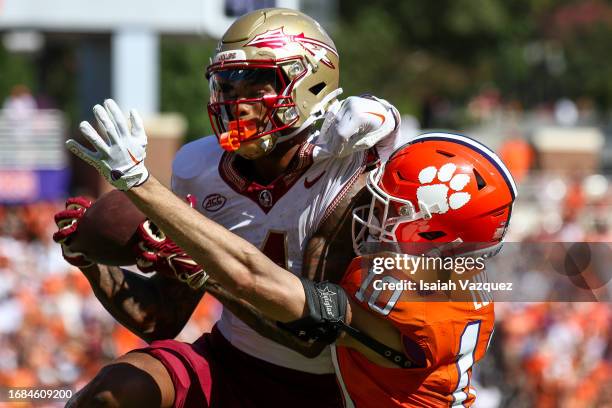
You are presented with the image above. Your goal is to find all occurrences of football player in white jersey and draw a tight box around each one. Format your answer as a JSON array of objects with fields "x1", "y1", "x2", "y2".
[
  {"x1": 56, "y1": 8, "x2": 408, "y2": 408},
  {"x1": 67, "y1": 112, "x2": 518, "y2": 408}
]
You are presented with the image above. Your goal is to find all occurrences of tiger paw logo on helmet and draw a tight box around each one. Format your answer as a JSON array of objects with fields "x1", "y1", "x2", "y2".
[{"x1": 417, "y1": 163, "x2": 472, "y2": 214}]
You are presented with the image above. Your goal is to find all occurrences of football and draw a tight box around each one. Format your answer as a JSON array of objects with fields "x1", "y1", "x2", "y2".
[{"x1": 69, "y1": 190, "x2": 147, "y2": 266}]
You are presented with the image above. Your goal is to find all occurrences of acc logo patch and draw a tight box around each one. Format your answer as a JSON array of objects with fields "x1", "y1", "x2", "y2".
[{"x1": 202, "y1": 194, "x2": 227, "y2": 212}]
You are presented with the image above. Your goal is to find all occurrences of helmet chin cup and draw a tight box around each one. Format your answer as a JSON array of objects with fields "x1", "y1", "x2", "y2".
[
  {"x1": 236, "y1": 134, "x2": 277, "y2": 160},
  {"x1": 219, "y1": 119, "x2": 259, "y2": 152}
]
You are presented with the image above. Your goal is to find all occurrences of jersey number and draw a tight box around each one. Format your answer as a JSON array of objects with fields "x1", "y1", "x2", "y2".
[
  {"x1": 261, "y1": 230, "x2": 288, "y2": 269},
  {"x1": 355, "y1": 269, "x2": 492, "y2": 407},
  {"x1": 452, "y1": 321, "x2": 481, "y2": 406},
  {"x1": 354, "y1": 268, "x2": 402, "y2": 316}
]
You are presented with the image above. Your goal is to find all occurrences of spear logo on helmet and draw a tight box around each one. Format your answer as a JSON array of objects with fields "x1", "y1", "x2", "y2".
[{"x1": 244, "y1": 27, "x2": 338, "y2": 69}]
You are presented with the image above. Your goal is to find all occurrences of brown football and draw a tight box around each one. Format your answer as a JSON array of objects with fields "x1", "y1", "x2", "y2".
[{"x1": 69, "y1": 190, "x2": 147, "y2": 266}]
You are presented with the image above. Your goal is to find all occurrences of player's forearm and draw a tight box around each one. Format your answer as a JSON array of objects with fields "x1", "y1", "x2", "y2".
[
  {"x1": 127, "y1": 176, "x2": 305, "y2": 322},
  {"x1": 79, "y1": 263, "x2": 199, "y2": 342},
  {"x1": 79, "y1": 264, "x2": 158, "y2": 339},
  {"x1": 205, "y1": 280, "x2": 327, "y2": 358}
]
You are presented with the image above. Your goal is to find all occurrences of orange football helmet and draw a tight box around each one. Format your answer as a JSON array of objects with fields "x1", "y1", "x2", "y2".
[{"x1": 352, "y1": 132, "x2": 517, "y2": 256}]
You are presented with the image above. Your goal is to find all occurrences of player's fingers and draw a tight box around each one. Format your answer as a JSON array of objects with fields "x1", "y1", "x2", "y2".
[
  {"x1": 129, "y1": 109, "x2": 145, "y2": 137},
  {"x1": 66, "y1": 139, "x2": 100, "y2": 167},
  {"x1": 134, "y1": 243, "x2": 158, "y2": 273},
  {"x1": 104, "y1": 99, "x2": 129, "y2": 137},
  {"x1": 78, "y1": 121, "x2": 110, "y2": 156},
  {"x1": 55, "y1": 218, "x2": 76, "y2": 231},
  {"x1": 172, "y1": 256, "x2": 200, "y2": 270},
  {"x1": 135, "y1": 238, "x2": 160, "y2": 258},
  {"x1": 137, "y1": 251, "x2": 158, "y2": 264},
  {"x1": 54, "y1": 208, "x2": 84, "y2": 225},
  {"x1": 93, "y1": 104, "x2": 121, "y2": 145},
  {"x1": 141, "y1": 220, "x2": 166, "y2": 242},
  {"x1": 65, "y1": 196, "x2": 93, "y2": 210},
  {"x1": 53, "y1": 222, "x2": 78, "y2": 243},
  {"x1": 336, "y1": 98, "x2": 352, "y2": 121}
]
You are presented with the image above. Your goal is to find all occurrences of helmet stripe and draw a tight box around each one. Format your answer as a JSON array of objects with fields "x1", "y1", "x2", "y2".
[{"x1": 408, "y1": 132, "x2": 518, "y2": 200}]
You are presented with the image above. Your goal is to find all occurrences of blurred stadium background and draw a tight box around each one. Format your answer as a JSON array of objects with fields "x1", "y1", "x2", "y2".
[{"x1": 0, "y1": 0, "x2": 610, "y2": 407}]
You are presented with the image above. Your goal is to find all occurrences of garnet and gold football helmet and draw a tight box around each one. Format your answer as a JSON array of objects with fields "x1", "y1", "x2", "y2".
[
  {"x1": 352, "y1": 132, "x2": 518, "y2": 257},
  {"x1": 206, "y1": 8, "x2": 341, "y2": 159}
]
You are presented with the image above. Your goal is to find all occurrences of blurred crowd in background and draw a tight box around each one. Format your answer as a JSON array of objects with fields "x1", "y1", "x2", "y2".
[{"x1": 476, "y1": 302, "x2": 610, "y2": 408}]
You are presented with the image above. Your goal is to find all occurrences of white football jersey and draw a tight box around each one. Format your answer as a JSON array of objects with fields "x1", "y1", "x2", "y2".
[{"x1": 171, "y1": 102, "x2": 407, "y2": 373}]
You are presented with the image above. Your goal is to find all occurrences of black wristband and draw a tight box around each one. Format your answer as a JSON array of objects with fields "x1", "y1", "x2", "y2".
[{"x1": 278, "y1": 279, "x2": 348, "y2": 344}]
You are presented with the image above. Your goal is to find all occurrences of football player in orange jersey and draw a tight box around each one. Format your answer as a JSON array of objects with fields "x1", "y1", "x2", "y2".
[
  {"x1": 333, "y1": 131, "x2": 517, "y2": 406},
  {"x1": 69, "y1": 127, "x2": 517, "y2": 407}
]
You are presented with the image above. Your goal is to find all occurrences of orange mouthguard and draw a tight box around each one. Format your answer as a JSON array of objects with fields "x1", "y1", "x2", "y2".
[{"x1": 219, "y1": 119, "x2": 259, "y2": 151}]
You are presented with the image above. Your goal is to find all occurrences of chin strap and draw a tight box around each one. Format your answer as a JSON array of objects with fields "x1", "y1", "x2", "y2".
[
  {"x1": 338, "y1": 322, "x2": 415, "y2": 368},
  {"x1": 276, "y1": 87, "x2": 344, "y2": 143}
]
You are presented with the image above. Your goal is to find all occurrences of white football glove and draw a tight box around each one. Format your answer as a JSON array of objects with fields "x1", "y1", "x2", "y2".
[
  {"x1": 66, "y1": 99, "x2": 149, "y2": 191},
  {"x1": 318, "y1": 96, "x2": 396, "y2": 158}
]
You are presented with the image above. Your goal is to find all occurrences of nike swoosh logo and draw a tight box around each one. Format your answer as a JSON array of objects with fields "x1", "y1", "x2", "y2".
[
  {"x1": 304, "y1": 171, "x2": 326, "y2": 189},
  {"x1": 365, "y1": 111, "x2": 386, "y2": 124},
  {"x1": 127, "y1": 149, "x2": 142, "y2": 165}
]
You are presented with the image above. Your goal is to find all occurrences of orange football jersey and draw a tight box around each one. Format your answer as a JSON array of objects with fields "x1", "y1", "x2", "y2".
[{"x1": 334, "y1": 257, "x2": 495, "y2": 408}]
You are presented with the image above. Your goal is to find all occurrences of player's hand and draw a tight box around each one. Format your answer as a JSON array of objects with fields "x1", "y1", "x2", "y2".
[
  {"x1": 134, "y1": 221, "x2": 210, "y2": 289},
  {"x1": 53, "y1": 197, "x2": 95, "y2": 268},
  {"x1": 133, "y1": 195, "x2": 210, "y2": 289},
  {"x1": 66, "y1": 99, "x2": 149, "y2": 191},
  {"x1": 319, "y1": 96, "x2": 396, "y2": 157}
]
